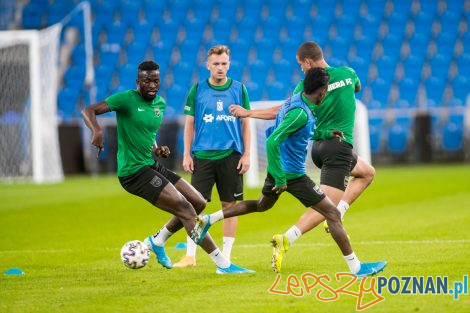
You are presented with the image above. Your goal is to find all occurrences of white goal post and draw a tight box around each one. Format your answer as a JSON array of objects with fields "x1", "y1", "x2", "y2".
[
  {"x1": 246, "y1": 100, "x2": 371, "y2": 187},
  {"x1": 0, "y1": 2, "x2": 93, "y2": 183}
]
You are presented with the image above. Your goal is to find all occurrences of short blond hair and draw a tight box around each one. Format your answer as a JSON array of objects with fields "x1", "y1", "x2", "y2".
[{"x1": 207, "y1": 45, "x2": 231, "y2": 58}]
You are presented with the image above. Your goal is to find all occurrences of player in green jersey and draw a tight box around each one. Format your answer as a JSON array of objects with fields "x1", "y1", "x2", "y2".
[
  {"x1": 230, "y1": 41, "x2": 377, "y2": 272},
  {"x1": 191, "y1": 68, "x2": 386, "y2": 276},
  {"x1": 81, "y1": 60, "x2": 253, "y2": 274}
]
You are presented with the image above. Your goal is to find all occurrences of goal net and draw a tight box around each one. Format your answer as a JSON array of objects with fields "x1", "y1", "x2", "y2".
[
  {"x1": 246, "y1": 100, "x2": 370, "y2": 187},
  {"x1": 0, "y1": 25, "x2": 63, "y2": 183},
  {"x1": 0, "y1": 2, "x2": 93, "y2": 183}
]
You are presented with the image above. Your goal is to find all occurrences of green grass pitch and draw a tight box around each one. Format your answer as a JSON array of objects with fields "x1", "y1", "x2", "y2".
[{"x1": 1, "y1": 164, "x2": 469, "y2": 312}]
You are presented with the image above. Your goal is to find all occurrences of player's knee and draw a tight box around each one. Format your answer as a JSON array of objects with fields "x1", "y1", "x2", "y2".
[
  {"x1": 193, "y1": 197, "x2": 206, "y2": 214},
  {"x1": 364, "y1": 164, "x2": 376, "y2": 184},
  {"x1": 256, "y1": 200, "x2": 273, "y2": 212},
  {"x1": 175, "y1": 197, "x2": 196, "y2": 220}
]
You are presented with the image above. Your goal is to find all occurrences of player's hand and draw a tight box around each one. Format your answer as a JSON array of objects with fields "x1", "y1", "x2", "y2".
[
  {"x1": 237, "y1": 153, "x2": 250, "y2": 174},
  {"x1": 183, "y1": 155, "x2": 194, "y2": 173},
  {"x1": 229, "y1": 105, "x2": 249, "y2": 118},
  {"x1": 272, "y1": 185, "x2": 287, "y2": 194},
  {"x1": 155, "y1": 146, "x2": 171, "y2": 158},
  {"x1": 331, "y1": 130, "x2": 346, "y2": 142},
  {"x1": 91, "y1": 130, "x2": 104, "y2": 159}
]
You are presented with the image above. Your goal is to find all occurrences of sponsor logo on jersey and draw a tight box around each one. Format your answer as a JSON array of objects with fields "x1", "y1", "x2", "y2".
[
  {"x1": 203, "y1": 114, "x2": 214, "y2": 123},
  {"x1": 327, "y1": 78, "x2": 353, "y2": 92}
]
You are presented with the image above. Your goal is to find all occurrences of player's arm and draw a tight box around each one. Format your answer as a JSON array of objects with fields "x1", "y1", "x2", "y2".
[
  {"x1": 183, "y1": 84, "x2": 197, "y2": 173},
  {"x1": 266, "y1": 108, "x2": 308, "y2": 192},
  {"x1": 229, "y1": 105, "x2": 280, "y2": 120},
  {"x1": 81, "y1": 101, "x2": 110, "y2": 155}
]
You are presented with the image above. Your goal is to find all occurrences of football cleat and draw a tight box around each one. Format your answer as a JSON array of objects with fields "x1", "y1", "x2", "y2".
[
  {"x1": 144, "y1": 236, "x2": 173, "y2": 269},
  {"x1": 271, "y1": 234, "x2": 290, "y2": 273},
  {"x1": 354, "y1": 261, "x2": 387, "y2": 277},
  {"x1": 173, "y1": 255, "x2": 196, "y2": 268},
  {"x1": 216, "y1": 263, "x2": 255, "y2": 274},
  {"x1": 190, "y1": 214, "x2": 212, "y2": 245}
]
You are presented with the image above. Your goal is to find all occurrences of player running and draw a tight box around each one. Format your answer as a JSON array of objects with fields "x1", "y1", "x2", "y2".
[
  {"x1": 190, "y1": 67, "x2": 387, "y2": 277},
  {"x1": 81, "y1": 60, "x2": 253, "y2": 274},
  {"x1": 230, "y1": 41, "x2": 376, "y2": 272}
]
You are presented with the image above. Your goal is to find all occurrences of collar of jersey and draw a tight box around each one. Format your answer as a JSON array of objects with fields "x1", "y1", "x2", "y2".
[
  {"x1": 301, "y1": 93, "x2": 316, "y2": 113},
  {"x1": 206, "y1": 77, "x2": 233, "y2": 91}
]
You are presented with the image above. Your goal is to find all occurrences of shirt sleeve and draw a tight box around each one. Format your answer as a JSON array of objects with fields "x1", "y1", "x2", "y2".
[
  {"x1": 266, "y1": 107, "x2": 308, "y2": 186},
  {"x1": 183, "y1": 84, "x2": 198, "y2": 116},
  {"x1": 292, "y1": 80, "x2": 303, "y2": 96},
  {"x1": 105, "y1": 91, "x2": 130, "y2": 112},
  {"x1": 241, "y1": 84, "x2": 251, "y2": 110}
]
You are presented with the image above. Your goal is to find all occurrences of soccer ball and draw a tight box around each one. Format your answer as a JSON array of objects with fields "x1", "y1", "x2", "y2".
[{"x1": 120, "y1": 240, "x2": 150, "y2": 269}]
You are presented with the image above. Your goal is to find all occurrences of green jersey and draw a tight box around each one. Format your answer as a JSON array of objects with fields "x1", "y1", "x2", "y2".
[
  {"x1": 293, "y1": 66, "x2": 360, "y2": 146},
  {"x1": 184, "y1": 78, "x2": 250, "y2": 160},
  {"x1": 105, "y1": 90, "x2": 166, "y2": 177}
]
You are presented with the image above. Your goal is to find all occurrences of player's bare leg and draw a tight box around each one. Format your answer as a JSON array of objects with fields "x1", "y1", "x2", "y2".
[{"x1": 342, "y1": 157, "x2": 375, "y2": 206}]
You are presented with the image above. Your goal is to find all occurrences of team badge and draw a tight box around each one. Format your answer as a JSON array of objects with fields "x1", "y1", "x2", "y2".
[
  {"x1": 217, "y1": 100, "x2": 223, "y2": 111},
  {"x1": 154, "y1": 107, "x2": 161, "y2": 117}
]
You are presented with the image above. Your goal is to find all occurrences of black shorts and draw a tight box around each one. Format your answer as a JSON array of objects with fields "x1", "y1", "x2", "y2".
[
  {"x1": 192, "y1": 152, "x2": 243, "y2": 202},
  {"x1": 118, "y1": 162, "x2": 181, "y2": 205},
  {"x1": 262, "y1": 173, "x2": 326, "y2": 207},
  {"x1": 311, "y1": 139, "x2": 358, "y2": 191}
]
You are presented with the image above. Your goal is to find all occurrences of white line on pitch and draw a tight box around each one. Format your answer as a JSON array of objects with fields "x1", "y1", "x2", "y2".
[{"x1": 1, "y1": 239, "x2": 469, "y2": 253}]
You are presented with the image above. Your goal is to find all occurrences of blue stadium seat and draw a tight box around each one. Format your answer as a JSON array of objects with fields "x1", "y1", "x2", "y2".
[
  {"x1": 58, "y1": 87, "x2": 80, "y2": 119},
  {"x1": 279, "y1": 38, "x2": 301, "y2": 60},
  {"x1": 184, "y1": 18, "x2": 206, "y2": 42},
  {"x1": 245, "y1": 81, "x2": 262, "y2": 101},
  {"x1": 315, "y1": 0, "x2": 335, "y2": 19},
  {"x1": 236, "y1": 17, "x2": 257, "y2": 42},
  {"x1": 151, "y1": 42, "x2": 173, "y2": 65},
  {"x1": 348, "y1": 57, "x2": 368, "y2": 82},
  {"x1": 248, "y1": 59, "x2": 269, "y2": 83},
  {"x1": 408, "y1": 33, "x2": 430, "y2": 57},
  {"x1": 418, "y1": 0, "x2": 438, "y2": 16},
  {"x1": 335, "y1": 15, "x2": 358, "y2": 39},
  {"x1": 228, "y1": 61, "x2": 243, "y2": 81},
  {"x1": 168, "y1": 0, "x2": 190, "y2": 22},
  {"x1": 398, "y1": 78, "x2": 419, "y2": 105},
  {"x1": 456, "y1": 54, "x2": 470, "y2": 77},
  {"x1": 386, "y1": 13, "x2": 407, "y2": 38},
  {"x1": 165, "y1": 84, "x2": 187, "y2": 111},
  {"x1": 425, "y1": 76, "x2": 445, "y2": 105},
  {"x1": 158, "y1": 20, "x2": 179, "y2": 45},
  {"x1": 64, "y1": 65, "x2": 85, "y2": 88},
  {"x1": 366, "y1": 0, "x2": 386, "y2": 18},
  {"x1": 376, "y1": 56, "x2": 397, "y2": 83},
  {"x1": 211, "y1": 18, "x2": 232, "y2": 43},
  {"x1": 272, "y1": 59, "x2": 294, "y2": 82},
  {"x1": 46, "y1": 2, "x2": 68, "y2": 25},
  {"x1": 104, "y1": 22, "x2": 127, "y2": 45},
  {"x1": 291, "y1": 0, "x2": 312, "y2": 20},
  {"x1": 118, "y1": 64, "x2": 137, "y2": 89},
  {"x1": 387, "y1": 116, "x2": 412, "y2": 154},
  {"x1": 451, "y1": 76, "x2": 469, "y2": 102},
  {"x1": 402, "y1": 54, "x2": 424, "y2": 80},
  {"x1": 391, "y1": 99, "x2": 413, "y2": 109},
  {"x1": 353, "y1": 36, "x2": 374, "y2": 63},
  {"x1": 263, "y1": 16, "x2": 283, "y2": 39},
  {"x1": 381, "y1": 34, "x2": 402, "y2": 60},
  {"x1": 393, "y1": 0, "x2": 412, "y2": 13},
  {"x1": 265, "y1": 81, "x2": 287, "y2": 100},
  {"x1": 172, "y1": 62, "x2": 193, "y2": 88},
  {"x1": 413, "y1": 12, "x2": 433, "y2": 38},
  {"x1": 178, "y1": 40, "x2": 199, "y2": 63},
  {"x1": 370, "y1": 78, "x2": 390, "y2": 105},
  {"x1": 143, "y1": 0, "x2": 165, "y2": 22},
  {"x1": 132, "y1": 21, "x2": 153, "y2": 46},
  {"x1": 22, "y1": 3, "x2": 44, "y2": 29},
  {"x1": 359, "y1": 15, "x2": 380, "y2": 40},
  {"x1": 256, "y1": 38, "x2": 276, "y2": 63},
  {"x1": 118, "y1": 1, "x2": 141, "y2": 27},
  {"x1": 285, "y1": 16, "x2": 307, "y2": 40},
  {"x1": 442, "y1": 122, "x2": 463, "y2": 151},
  {"x1": 439, "y1": 11, "x2": 460, "y2": 36},
  {"x1": 230, "y1": 38, "x2": 250, "y2": 64},
  {"x1": 267, "y1": 0, "x2": 288, "y2": 18},
  {"x1": 429, "y1": 54, "x2": 451, "y2": 78},
  {"x1": 126, "y1": 42, "x2": 148, "y2": 66},
  {"x1": 328, "y1": 37, "x2": 350, "y2": 61},
  {"x1": 93, "y1": 1, "x2": 117, "y2": 28}
]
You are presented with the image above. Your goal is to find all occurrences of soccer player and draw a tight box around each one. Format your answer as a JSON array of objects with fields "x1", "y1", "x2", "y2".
[
  {"x1": 173, "y1": 45, "x2": 251, "y2": 268},
  {"x1": 81, "y1": 60, "x2": 253, "y2": 274},
  {"x1": 230, "y1": 41, "x2": 376, "y2": 271},
  {"x1": 190, "y1": 67, "x2": 387, "y2": 277}
]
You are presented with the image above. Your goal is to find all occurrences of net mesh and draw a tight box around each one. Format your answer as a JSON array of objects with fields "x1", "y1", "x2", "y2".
[{"x1": 0, "y1": 25, "x2": 63, "y2": 182}]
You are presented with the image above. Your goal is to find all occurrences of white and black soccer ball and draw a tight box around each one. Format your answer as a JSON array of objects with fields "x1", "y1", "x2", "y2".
[{"x1": 120, "y1": 240, "x2": 150, "y2": 269}]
